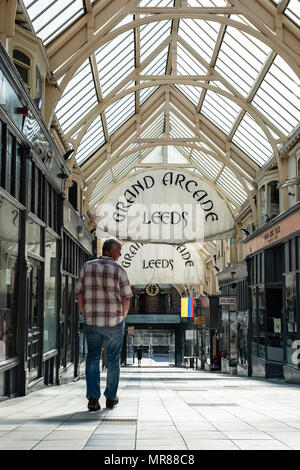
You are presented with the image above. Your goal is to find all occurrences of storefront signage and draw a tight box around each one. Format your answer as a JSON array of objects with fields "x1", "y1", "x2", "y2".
[
  {"x1": 194, "y1": 316, "x2": 206, "y2": 326},
  {"x1": 219, "y1": 296, "x2": 237, "y2": 305},
  {"x1": 118, "y1": 242, "x2": 205, "y2": 284},
  {"x1": 244, "y1": 210, "x2": 300, "y2": 256},
  {"x1": 96, "y1": 169, "x2": 234, "y2": 243}
]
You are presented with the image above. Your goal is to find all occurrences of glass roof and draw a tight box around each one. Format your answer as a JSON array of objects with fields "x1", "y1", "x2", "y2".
[{"x1": 21, "y1": 0, "x2": 300, "y2": 214}]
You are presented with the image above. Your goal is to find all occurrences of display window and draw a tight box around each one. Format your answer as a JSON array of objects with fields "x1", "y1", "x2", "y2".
[
  {"x1": 43, "y1": 230, "x2": 58, "y2": 353},
  {"x1": 286, "y1": 273, "x2": 298, "y2": 367},
  {"x1": 0, "y1": 198, "x2": 19, "y2": 363}
]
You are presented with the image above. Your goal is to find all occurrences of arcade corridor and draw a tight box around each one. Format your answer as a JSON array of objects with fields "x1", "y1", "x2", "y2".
[{"x1": 0, "y1": 366, "x2": 300, "y2": 450}]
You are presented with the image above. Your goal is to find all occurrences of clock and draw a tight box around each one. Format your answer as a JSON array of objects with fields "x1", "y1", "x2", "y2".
[{"x1": 146, "y1": 284, "x2": 159, "y2": 296}]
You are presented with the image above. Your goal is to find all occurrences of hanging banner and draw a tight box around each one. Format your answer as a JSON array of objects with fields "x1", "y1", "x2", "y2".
[
  {"x1": 181, "y1": 298, "x2": 195, "y2": 318},
  {"x1": 118, "y1": 242, "x2": 205, "y2": 285},
  {"x1": 96, "y1": 169, "x2": 235, "y2": 243}
]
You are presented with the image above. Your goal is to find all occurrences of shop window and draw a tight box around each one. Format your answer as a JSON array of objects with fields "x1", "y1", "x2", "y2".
[
  {"x1": 26, "y1": 218, "x2": 42, "y2": 257},
  {"x1": 251, "y1": 287, "x2": 258, "y2": 356},
  {"x1": 15, "y1": 143, "x2": 22, "y2": 202},
  {"x1": 267, "y1": 181, "x2": 279, "y2": 220},
  {"x1": 0, "y1": 198, "x2": 19, "y2": 363},
  {"x1": 0, "y1": 122, "x2": 3, "y2": 187},
  {"x1": 257, "y1": 286, "x2": 266, "y2": 359},
  {"x1": 285, "y1": 273, "x2": 297, "y2": 367},
  {"x1": 266, "y1": 287, "x2": 283, "y2": 362},
  {"x1": 260, "y1": 186, "x2": 266, "y2": 226},
  {"x1": 35, "y1": 67, "x2": 43, "y2": 106},
  {"x1": 13, "y1": 50, "x2": 31, "y2": 88},
  {"x1": 68, "y1": 181, "x2": 78, "y2": 211},
  {"x1": 44, "y1": 231, "x2": 57, "y2": 353}
]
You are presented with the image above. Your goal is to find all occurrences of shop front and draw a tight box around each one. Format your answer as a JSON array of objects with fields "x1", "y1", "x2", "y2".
[
  {"x1": 244, "y1": 203, "x2": 300, "y2": 382},
  {"x1": 217, "y1": 261, "x2": 249, "y2": 376}
]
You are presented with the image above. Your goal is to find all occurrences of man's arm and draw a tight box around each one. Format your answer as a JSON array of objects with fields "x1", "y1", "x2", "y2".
[
  {"x1": 121, "y1": 298, "x2": 130, "y2": 319},
  {"x1": 77, "y1": 293, "x2": 84, "y2": 313}
]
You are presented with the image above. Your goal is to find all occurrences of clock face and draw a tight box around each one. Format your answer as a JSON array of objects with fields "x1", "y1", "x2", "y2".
[{"x1": 146, "y1": 284, "x2": 159, "y2": 296}]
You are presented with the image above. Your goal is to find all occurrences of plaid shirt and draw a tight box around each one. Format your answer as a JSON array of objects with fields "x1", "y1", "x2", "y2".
[{"x1": 75, "y1": 256, "x2": 133, "y2": 327}]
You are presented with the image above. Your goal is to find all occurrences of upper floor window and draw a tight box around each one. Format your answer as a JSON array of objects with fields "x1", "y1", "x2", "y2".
[
  {"x1": 267, "y1": 181, "x2": 279, "y2": 220},
  {"x1": 13, "y1": 50, "x2": 31, "y2": 88},
  {"x1": 35, "y1": 67, "x2": 43, "y2": 108},
  {"x1": 260, "y1": 186, "x2": 266, "y2": 225}
]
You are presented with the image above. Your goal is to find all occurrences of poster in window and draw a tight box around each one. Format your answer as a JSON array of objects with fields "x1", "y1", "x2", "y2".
[
  {"x1": 287, "y1": 298, "x2": 295, "y2": 323},
  {"x1": 274, "y1": 318, "x2": 281, "y2": 333}
]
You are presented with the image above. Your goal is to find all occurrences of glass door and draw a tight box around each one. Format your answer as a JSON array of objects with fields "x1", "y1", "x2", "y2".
[
  {"x1": 27, "y1": 258, "x2": 43, "y2": 382},
  {"x1": 61, "y1": 276, "x2": 75, "y2": 367}
]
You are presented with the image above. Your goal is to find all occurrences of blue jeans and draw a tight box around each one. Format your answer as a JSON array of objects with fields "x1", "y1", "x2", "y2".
[{"x1": 84, "y1": 321, "x2": 125, "y2": 400}]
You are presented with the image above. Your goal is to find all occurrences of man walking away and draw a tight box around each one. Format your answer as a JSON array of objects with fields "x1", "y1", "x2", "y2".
[{"x1": 75, "y1": 239, "x2": 132, "y2": 411}]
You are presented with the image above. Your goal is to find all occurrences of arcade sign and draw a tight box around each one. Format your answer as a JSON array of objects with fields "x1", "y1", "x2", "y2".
[
  {"x1": 118, "y1": 242, "x2": 205, "y2": 285},
  {"x1": 96, "y1": 169, "x2": 235, "y2": 243}
]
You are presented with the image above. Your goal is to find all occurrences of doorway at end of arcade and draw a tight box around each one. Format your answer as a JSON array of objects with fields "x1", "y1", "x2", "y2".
[{"x1": 122, "y1": 328, "x2": 176, "y2": 367}]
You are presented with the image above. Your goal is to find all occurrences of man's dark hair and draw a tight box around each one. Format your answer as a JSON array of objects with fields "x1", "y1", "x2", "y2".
[{"x1": 102, "y1": 239, "x2": 121, "y2": 255}]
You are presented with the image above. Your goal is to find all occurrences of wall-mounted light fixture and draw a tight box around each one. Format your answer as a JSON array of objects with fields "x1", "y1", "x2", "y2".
[
  {"x1": 213, "y1": 266, "x2": 219, "y2": 273},
  {"x1": 57, "y1": 172, "x2": 68, "y2": 179},
  {"x1": 16, "y1": 106, "x2": 29, "y2": 116},
  {"x1": 63, "y1": 149, "x2": 75, "y2": 161},
  {"x1": 241, "y1": 228, "x2": 250, "y2": 236}
]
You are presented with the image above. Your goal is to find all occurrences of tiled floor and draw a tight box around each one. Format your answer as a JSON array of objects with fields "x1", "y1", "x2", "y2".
[{"x1": 1, "y1": 366, "x2": 300, "y2": 450}]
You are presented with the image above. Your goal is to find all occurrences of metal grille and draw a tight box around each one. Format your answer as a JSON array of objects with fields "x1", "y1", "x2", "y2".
[{"x1": 100, "y1": 418, "x2": 137, "y2": 423}]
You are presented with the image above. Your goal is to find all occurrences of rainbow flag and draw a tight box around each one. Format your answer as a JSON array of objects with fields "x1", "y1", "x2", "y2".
[{"x1": 181, "y1": 297, "x2": 194, "y2": 318}]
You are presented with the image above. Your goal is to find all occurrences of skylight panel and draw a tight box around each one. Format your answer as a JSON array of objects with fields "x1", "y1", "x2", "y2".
[
  {"x1": 191, "y1": 150, "x2": 222, "y2": 179},
  {"x1": 140, "y1": 86, "x2": 160, "y2": 104},
  {"x1": 175, "y1": 84, "x2": 200, "y2": 105},
  {"x1": 179, "y1": 19, "x2": 221, "y2": 64},
  {"x1": 188, "y1": 0, "x2": 227, "y2": 5},
  {"x1": 76, "y1": 116, "x2": 105, "y2": 165},
  {"x1": 113, "y1": 153, "x2": 141, "y2": 179},
  {"x1": 140, "y1": 21, "x2": 171, "y2": 62},
  {"x1": 232, "y1": 113, "x2": 273, "y2": 166},
  {"x1": 140, "y1": 112, "x2": 165, "y2": 138},
  {"x1": 177, "y1": 43, "x2": 208, "y2": 76},
  {"x1": 91, "y1": 171, "x2": 114, "y2": 203},
  {"x1": 23, "y1": 0, "x2": 84, "y2": 45},
  {"x1": 284, "y1": 0, "x2": 300, "y2": 26},
  {"x1": 170, "y1": 113, "x2": 195, "y2": 138},
  {"x1": 141, "y1": 46, "x2": 169, "y2": 75},
  {"x1": 105, "y1": 93, "x2": 135, "y2": 135},
  {"x1": 139, "y1": 0, "x2": 174, "y2": 7},
  {"x1": 215, "y1": 27, "x2": 270, "y2": 97},
  {"x1": 217, "y1": 167, "x2": 247, "y2": 205},
  {"x1": 252, "y1": 55, "x2": 300, "y2": 135},
  {"x1": 168, "y1": 147, "x2": 189, "y2": 164},
  {"x1": 95, "y1": 30, "x2": 134, "y2": 97},
  {"x1": 142, "y1": 147, "x2": 164, "y2": 163},
  {"x1": 55, "y1": 60, "x2": 97, "y2": 133},
  {"x1": 201, "y1": 89, "x2": 241, "y2": 135}
]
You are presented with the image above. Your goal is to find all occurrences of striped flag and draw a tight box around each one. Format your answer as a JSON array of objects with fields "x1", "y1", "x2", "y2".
[{"x1": 181, "y1": 297, "x2": 194, "y2": 318}]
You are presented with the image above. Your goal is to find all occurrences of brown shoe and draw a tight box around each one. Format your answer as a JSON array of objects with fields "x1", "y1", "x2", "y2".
[
  {"x1": 106, "y1": 397, "x2": 119, "y2": 409},
  {"x1": 88, "y1": 397, "x2": 100, "y2": 411}
]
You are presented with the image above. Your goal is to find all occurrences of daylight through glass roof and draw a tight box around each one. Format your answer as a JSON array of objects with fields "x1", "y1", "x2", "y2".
[{"x1": 21, "y1": 0, "x2": 300, "y2": 215}]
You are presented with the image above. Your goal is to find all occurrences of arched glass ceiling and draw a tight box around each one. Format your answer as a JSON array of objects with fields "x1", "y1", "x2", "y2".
[{"x1": 21, "y1": 0, "x2": 300, "y2": 214}]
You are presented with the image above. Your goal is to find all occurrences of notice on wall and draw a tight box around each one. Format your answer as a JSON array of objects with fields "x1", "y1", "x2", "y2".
[
  {"x1": 185, "y1": 330, "x2": 194, "y2": 341},
  {"x1": 96, "y1": 169, "x2": 235, "y2": 243},
  {"x1": 118, "y1": 242, "x2": 205, "y2": 285},
  {"x1": 274, "y1": 318, "x2": 281, "y2": 333}
]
